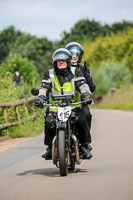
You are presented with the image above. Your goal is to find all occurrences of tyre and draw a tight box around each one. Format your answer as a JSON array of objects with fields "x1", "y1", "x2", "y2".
[{"x1": 58, "y1": 129, "x2": 68, "y2": 176}]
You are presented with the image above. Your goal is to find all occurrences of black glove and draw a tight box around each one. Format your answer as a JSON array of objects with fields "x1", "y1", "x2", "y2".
[
  {"x1": 34, "y1": 95, "x2": 46, "y2": 109},
  {"x1": 81, "y1": 92, "x2": 92, "y2": 105}
]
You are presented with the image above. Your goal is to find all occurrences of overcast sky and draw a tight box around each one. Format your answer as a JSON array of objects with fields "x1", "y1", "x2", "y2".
[{"x1": 0, "y1": 0, "x2": 133, "y2": 41}]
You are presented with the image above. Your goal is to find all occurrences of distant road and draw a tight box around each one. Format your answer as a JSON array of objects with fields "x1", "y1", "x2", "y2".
[{"x1": 0, "y1": 109, "x2": 133, "y2": 200}]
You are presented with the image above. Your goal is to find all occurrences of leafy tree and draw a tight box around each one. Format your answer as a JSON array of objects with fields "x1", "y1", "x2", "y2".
[
  {"x1": 111, "y1": 20, "x2": 133, "y2": 33},
  {"x1": 11, "y1": 35, "x2": 53, "y2": 61},
  {"x1": 59, "y1": 19, "x2": 102, "y2": 45},
  {"x1": 11, "y1": 33, "x2": 34, "y2": 56},
  {"x1": 59, "y1": 19, "x2": 133, "y2": 46},
  {"x1": 23, "y1": 36, "x2": 43, "y2": 60},
  {"x1": 35, "y1": 51, "x2": 53, "y2": 78},
  {"x1": 11, "y1": 35, "x2": 54, "y2": 76},
  {"x1": 0, "y1": 26, "x2": 22, "y2": 63},
  {"x1": 102, "y1": 24, "x2": 112, "y2": 36}
]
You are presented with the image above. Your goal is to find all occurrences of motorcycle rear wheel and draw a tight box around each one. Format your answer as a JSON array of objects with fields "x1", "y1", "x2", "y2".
[{"x1": 58, "y1": 130, "x2": 68, "y2": 176}]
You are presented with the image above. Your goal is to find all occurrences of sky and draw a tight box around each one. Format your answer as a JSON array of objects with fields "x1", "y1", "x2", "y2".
[{"x1": 0, "y1": 0, "x2": 133, "y2": 41}]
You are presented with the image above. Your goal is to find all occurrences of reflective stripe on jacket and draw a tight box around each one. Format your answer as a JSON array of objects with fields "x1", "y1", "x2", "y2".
[{"x1": 49, "y1": 67, "x2": 81, "y2": 112}]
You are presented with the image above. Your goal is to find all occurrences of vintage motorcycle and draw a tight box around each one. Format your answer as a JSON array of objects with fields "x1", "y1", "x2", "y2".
[{"x1": 31, "y1": 88, "x2": 93, "y2": 176}]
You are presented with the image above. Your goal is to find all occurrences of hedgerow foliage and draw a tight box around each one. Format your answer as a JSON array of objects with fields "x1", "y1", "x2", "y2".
[
  {"x1": 83, "y1": 28, "x2": 133, "y2": 75},
  {"x1": 0, "y1": 55, "x2": 43, "y2": 137},
  {"x1": 82, "y1": 28, "x2": 133, "y2": 95}
]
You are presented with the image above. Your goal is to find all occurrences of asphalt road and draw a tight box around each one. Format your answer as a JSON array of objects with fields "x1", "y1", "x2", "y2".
[{"x1": 0, "y1": 109, "x2": 133, "y2": 200}]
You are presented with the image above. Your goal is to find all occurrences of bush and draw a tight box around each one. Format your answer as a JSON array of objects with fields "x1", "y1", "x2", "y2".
[
  {"x1": 0, "y1": 71, "x2": 33, "y2": 103},
  {"x1": 102, "y1": 60, "x2": 132, "y2": 88},
  {"x1": 2, "y1": 53, "x2": 39, "y2": 86},
  {"x1": 90, "y1": 60, "x2": 132, "y2": 96},
  {"x1": 91, "y1": 68, "x2": 111, "y2": 96}
]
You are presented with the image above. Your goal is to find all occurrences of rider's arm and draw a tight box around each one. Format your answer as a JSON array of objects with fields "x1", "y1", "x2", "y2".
[
  {"x1": 83, "y1": 67, "x2": 96, "y2": 93},
  {"x1": 38, "y1": 71, "x2": 52, "y2": 97},
  {"x1": 75, "y1": 67, "x2": 92, "y2": 95}
]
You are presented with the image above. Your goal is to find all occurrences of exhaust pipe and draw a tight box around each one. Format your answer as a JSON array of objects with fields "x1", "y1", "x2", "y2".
[
  {"x1": 52, "y1": 136, "x2": 57, "y2": 165},
  {"x1": 71, "y1": 134, "x2": 81, "y2": 164}
]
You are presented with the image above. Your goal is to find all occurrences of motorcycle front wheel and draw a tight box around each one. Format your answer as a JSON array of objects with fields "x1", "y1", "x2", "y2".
[{"x1": 58, "y1": 129, "x2": 68, "y2": 176}]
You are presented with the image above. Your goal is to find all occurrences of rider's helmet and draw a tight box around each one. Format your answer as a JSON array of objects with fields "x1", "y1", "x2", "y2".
[
  {"x1": 65, "y1": 42, "x2": 84, "y2": 63},
  {"x1": 14, "y1": 71, "x2": 20, "y2": 77},
  {"x1": 52, "y1": 48, "x2": 72, "y2": 67}
]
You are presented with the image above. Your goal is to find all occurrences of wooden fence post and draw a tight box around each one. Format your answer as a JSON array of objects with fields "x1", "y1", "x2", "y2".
[
  {"x1": 24, "y1": 104, "x2": 29, "y2": 116},
  {"x1": 0, "y1": 96, "x2": 40, "y2": 131},
  {"x1": 15, "y1": 106, "x2": 21, "y2": 122},
  {"x1": 2, "y1": 107, "x2": 8, "y2": 123}
]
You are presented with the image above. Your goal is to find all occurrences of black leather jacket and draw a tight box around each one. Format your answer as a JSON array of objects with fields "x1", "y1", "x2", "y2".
[{"x1": 73, "y1": 63, "x2": 96, "y2": 93}]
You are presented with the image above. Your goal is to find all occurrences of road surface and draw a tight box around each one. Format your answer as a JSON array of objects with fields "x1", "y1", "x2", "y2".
[{"x1": 0, "y1": 109, "x2": 133, "y2": 200}]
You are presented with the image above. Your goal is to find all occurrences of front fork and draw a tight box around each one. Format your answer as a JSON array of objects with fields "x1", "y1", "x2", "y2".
[{"x1": 52, "y1": 119, "x2": 70, "y2": 166}]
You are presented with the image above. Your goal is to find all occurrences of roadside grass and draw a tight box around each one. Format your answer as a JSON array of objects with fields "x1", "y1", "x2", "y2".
[
  {"x1": 92, "y1": 84, "x2": 133, "y2": 110},
  {"x1": 1, "y1": 112, "x2": 44, "y2": 138}
]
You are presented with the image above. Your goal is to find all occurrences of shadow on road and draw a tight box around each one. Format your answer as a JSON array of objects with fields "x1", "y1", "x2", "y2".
[{"x1": 16, "y1": 168, "x2": 88, "y2": 177}]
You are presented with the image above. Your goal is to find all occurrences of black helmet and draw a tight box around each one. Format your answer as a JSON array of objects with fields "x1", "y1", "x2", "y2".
[
  {"x1": 52, "y1": 48, "x2": 72, "y2": 64},
  {"x1": 65, "y1": 42, "x2": 84, "y2": 63}
]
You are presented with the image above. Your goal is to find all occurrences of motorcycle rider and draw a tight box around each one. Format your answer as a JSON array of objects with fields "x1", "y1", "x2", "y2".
[
  {"x1": 35, "y1": 48, "x2": 93, "y2": 160},
  {"x1": 13, "y1": 71, "x2": 22, "y2": 86},
  {"x1": 65, "y1": 42, "x2": 96, "y2": 152}
]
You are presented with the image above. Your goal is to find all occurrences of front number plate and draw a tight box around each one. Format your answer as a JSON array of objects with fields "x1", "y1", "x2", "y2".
[{"x1": 58, "y1": 106, "x2": 71, "y2": 121}]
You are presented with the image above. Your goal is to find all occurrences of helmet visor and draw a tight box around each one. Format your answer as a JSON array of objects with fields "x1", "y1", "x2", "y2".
[
  {"x1": 71, "y1": 51, "x2": 80, "y2": 57},
  {"x1": 53, "y1": 53, "x2": 70, "y2": 62},
  {"x1": 69, "y1": 47, "x2": 81, "y2": 56}
]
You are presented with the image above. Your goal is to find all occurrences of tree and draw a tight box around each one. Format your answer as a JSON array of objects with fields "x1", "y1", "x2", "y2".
[
  {"x1": 11, "y1": 33, "x2": 34, "y2": 56},
  {"x1": 0, "y1": 26, "x2": 22, "y2": 63},
  {"x1": 111, "y1": 20, "x2": 133, "y2": 33},
  {"x1": 35, "y1": 51, "x2": 53, "y2": 78},
  {"x1": 59, "y1": 19, "x2": 133, "y2": 46},
  {"x1": 59, "y1": 19, "x2": 102, "y2": 45}
]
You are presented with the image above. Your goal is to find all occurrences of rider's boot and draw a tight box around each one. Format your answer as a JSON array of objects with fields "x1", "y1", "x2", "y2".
[
  {"x1": 81, "y1": 144, "x2": 93, "y2": 159},
  {"x1": 86, "y1": 143, "x2": 93, "y2": 151},
  {"x1": 42, "y1": 145, "x2": 52, "y2": 160}
]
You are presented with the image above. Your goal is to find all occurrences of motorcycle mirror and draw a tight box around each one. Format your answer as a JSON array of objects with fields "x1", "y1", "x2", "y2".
[{"x1": 31, "y1": 88, "x2": 39, "y2": 96}]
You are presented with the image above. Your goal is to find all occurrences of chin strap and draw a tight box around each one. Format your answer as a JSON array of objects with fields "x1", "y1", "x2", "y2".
[{"x1": 72, "y1": 63, "x2": 77, "y2": 67}]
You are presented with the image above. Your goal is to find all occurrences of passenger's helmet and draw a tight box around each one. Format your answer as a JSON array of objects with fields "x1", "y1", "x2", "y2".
[
  {"x1": 52, "y1": 48, "x2": 72, "y2": 64},
  {"x1": 65, "y1": 42, "x2": 84, "y2": 63}
]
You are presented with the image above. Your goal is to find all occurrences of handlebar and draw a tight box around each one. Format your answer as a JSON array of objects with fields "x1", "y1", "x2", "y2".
[
  {"x1": 33, "y1": 98, "x2": 94, "y2": 108},
  {"x1": 44, "y1": 100, "x2": 94, "y2": 107}
]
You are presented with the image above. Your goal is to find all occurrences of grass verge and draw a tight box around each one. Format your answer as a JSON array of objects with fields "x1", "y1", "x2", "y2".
[
  {"x1": 1, "y1": 112, "x2": 44, "y2": 138},
  {"x1": 92, "y1": 84, "x2": 133, "y2": 110}
]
